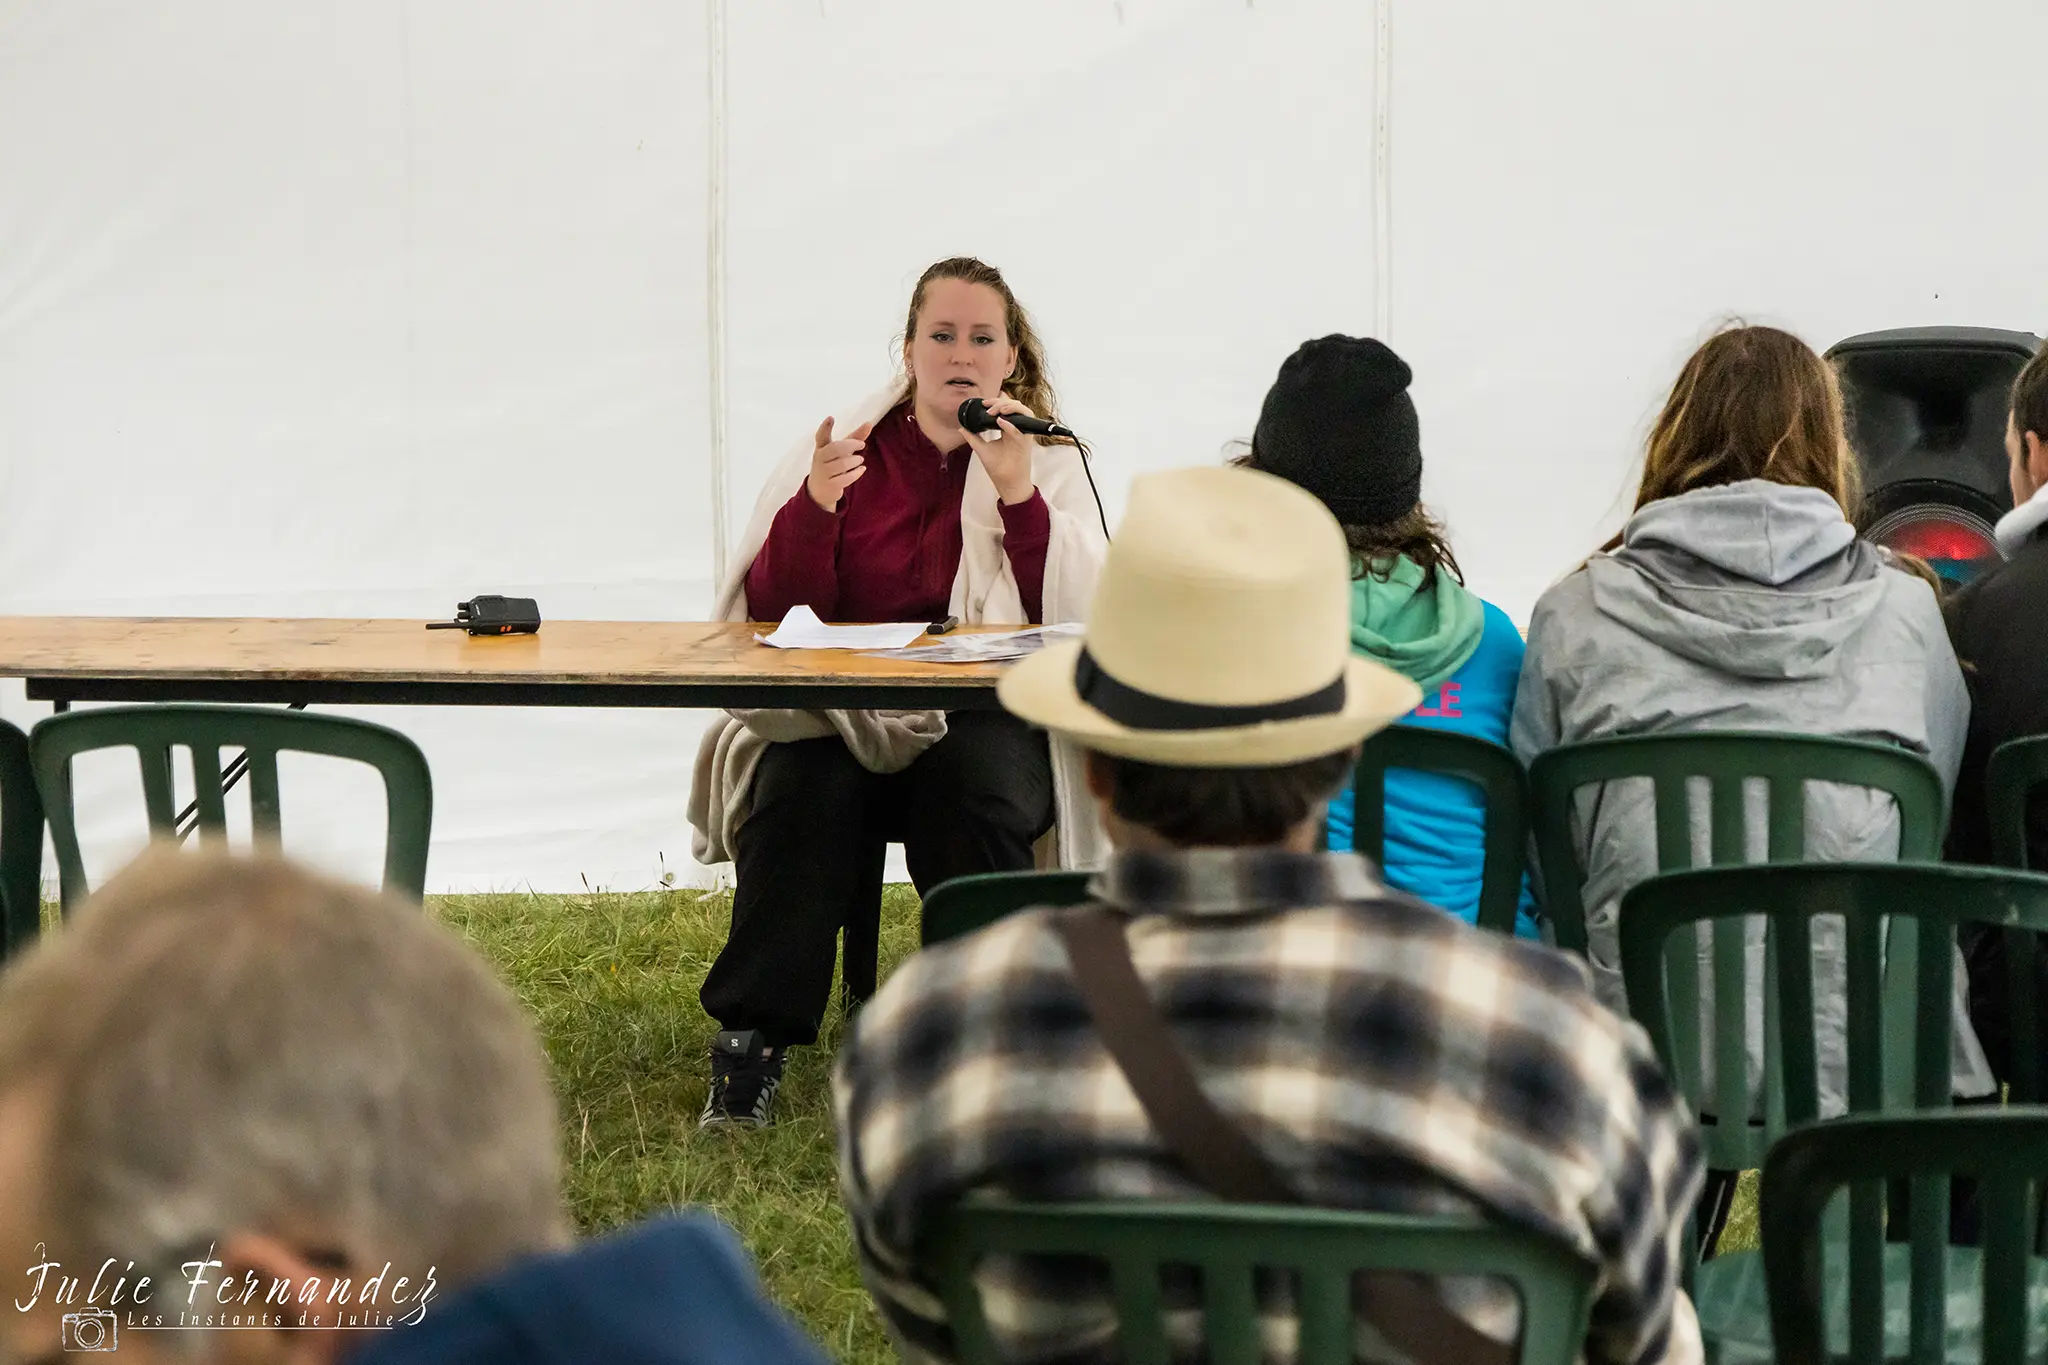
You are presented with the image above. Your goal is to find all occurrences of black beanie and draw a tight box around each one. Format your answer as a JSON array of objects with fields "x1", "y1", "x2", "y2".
[{"x1": 1251, "y1": 335, "x2": 1421, "y2": 527}]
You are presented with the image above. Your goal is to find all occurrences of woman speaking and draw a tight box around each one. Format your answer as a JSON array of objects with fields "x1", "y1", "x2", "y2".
[{"x1": 687, "y1": 257, "x2": 1108, "y2": 1128}]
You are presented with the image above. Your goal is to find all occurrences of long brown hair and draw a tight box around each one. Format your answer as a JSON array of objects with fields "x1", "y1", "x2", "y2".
[
  {"x1": 1230, "y1": 446, "x2": 1464, "y2": 588},
  {"x1": 1634, "y1": 323, "x2": 1860, "y2": 516},
  {"x1": 1605, "y1": 323, "x2": 1945, "y2": 588},
  {"x1": 901, "y1": 257, "x2": 1063, "y2": 431}
]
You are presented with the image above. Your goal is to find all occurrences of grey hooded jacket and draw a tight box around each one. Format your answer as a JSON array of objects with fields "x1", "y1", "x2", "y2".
[{"x1": 1511, "y1": 480, "x2": 1992, "y2": 1114}]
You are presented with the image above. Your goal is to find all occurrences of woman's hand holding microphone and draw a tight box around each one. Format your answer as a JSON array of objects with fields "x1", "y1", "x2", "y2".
[
  {"x1": 807, "y1": 395, "x2": 1041, "y2": 513},
  {"x1": 957, "y1": 395, "x2": 1039, "y2": 506}
]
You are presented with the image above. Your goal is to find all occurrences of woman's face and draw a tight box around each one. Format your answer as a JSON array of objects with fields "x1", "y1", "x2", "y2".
[{"x1": 905, "y1": 279, "x2": 1018, "y2": 419}]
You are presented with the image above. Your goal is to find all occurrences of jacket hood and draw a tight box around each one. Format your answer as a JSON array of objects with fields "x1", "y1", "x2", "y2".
[
  {"x1": 1350, "y1": 555, "x2": 1485, "y2": 691},
  {"x1": 1996, "y1": 481, "x2": 2048, "y2": 556},
  {"x1": 349, "y1": 1214, "x2": 830, "y2": 1365},
  {"x1": 1587, "y1": 480, "x2": 1889, "y2": 680}
]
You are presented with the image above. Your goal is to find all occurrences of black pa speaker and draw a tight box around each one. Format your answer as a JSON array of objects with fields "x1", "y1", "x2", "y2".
[{"x1": 1827, "y1": 325, "x2": 2041, "y2": 584}]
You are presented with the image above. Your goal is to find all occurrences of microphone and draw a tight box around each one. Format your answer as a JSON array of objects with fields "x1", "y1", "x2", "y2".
[
  {"x1": 957, "y1": 395, "x2": 1111, "y2": 542},
  {"x1": 958, "y1": 397, "x2": 1076, "y2": 440}
]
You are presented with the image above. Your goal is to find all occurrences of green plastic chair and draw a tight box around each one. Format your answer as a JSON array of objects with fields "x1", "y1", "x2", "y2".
[
  {"x1": 1340, "y1": 727, "x2": 1530, "y2": 936},
  {"x1": 31, "y1": 705, "x2": 433, "y2": 908},
  {"x1": 931, "y1": 1200, "x2": 1597, "y2": 1365},
  {"x1": 1762, "y1": 1111, "x2": 2048, "y2": 1365},
  {"x1": 1988, "y1": 735, "x2": 2048, "y2": 869},
  {"x1": 1622, "y1": 861, "x2": 2048, "y2": 1166},
  {"x1": 0, "y1": 720, "x2": 45, "y2": 954},
  {"x1": 1620, "y1": 863, "x2": 2048, "y2": 1361},
  {"x1": 1528, "y1": 731, "x2": 1947, "y2": 958},
  {"x1": 1529, "y1": 733, "x2": 1947, "y2": 1132},
  {"x1": 920, "y1": 869, "x2": 1095, "y2": 948}
]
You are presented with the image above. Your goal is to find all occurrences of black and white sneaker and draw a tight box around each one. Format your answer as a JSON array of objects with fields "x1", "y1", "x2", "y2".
[{"x1": 700, "y1": 1029, "x2": 786, "y2": 1129}]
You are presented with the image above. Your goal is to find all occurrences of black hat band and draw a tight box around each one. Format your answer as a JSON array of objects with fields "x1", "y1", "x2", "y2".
[{"x1": 1073, "y1": 648, "x2": 1347, "y2": 732}]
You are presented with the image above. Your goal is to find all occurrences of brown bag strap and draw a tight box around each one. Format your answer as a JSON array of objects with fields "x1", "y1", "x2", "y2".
[
  {"x1": 1052, "y1": 904, "x2": 1517, "y2": 1365},
  {"x1": 1054, "y1": 902, "x2": 1297, "y2": 1203}
]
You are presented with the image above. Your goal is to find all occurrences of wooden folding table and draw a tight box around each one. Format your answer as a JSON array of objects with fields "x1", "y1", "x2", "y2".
[{"x1": 0, "y1": 617, "x2": 1014, "y2": 711}]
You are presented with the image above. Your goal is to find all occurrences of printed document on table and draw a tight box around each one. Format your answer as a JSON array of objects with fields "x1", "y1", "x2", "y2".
[
  {"x1": 864, "y1": 623, "x2": 1085, "y2": 664},
  {"x1": 756, "y1": 605, "x2": 930, "y2": 650}
]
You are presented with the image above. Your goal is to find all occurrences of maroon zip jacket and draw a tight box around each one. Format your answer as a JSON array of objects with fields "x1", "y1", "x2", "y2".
[{"x1": 744, "y1": 401, "x2": 1049, "y2": 624}]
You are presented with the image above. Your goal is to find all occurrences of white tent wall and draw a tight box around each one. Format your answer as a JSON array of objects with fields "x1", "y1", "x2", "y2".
[
  {"x1": 0, "y1": 0, "x2": 1381, "y2": 892},
  {"x1": 721, "y1": 0, "x2": 1379, "y2": 529},
  {"x1": 1393, "y1": 0, "x2": 2048, "y2": 622},
  {"x1": 0, "y1": 0, "x2": 2040, "y2": 892},
  {"x1": 0, "y1": 0, "x2": 717, "y2": 892}
]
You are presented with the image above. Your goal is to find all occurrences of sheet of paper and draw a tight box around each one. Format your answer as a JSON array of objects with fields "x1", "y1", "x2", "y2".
[
  {"x1": 864, "y1": 622, "x2": 1085, "y2": 664},
  {"x1": 755, "y1": 605, "x2": 930, "y2": 650}
]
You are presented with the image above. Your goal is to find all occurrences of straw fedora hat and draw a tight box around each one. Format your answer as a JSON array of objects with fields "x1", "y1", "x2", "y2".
[{"x1": 1000, "y1": 465, "x2": 1422, "y2": 767}]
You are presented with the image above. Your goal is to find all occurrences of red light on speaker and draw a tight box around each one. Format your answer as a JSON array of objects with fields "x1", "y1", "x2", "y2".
[{"x1": 1866, "y1": 505, "x2": 2004, "y2": 584}]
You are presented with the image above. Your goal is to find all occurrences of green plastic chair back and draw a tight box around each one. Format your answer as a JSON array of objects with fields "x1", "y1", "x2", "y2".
[
  {"x1": 931, "y1": 1200, "x2": 1596, "y2": 1365},
  {"x1": 31, "y1": 705, "x2": 433, "y2": 907},
  {"x1": 1343, "y1": 727, "x2": 1530, "y2": 936},
  {"x1": 1530, "y1": 732, "x2": 1947, "y2": 1164},
  {"x1": 1621, "y1": 862, "x2": 2048, "y2": 1173},
  {"x1": 1988, "y1": 735, "x2": 2048, "y2": 869},
  {"x1": 1762, "y1": 1111, "x2": 2048, "y2": 1365},
  {"x1": 920, "y1": 870, "x2": 1094, "y2": 947},
  {"x1": 1528, "y1": 731, "x2": 1947, "y2": 958},
  {"x1": 0, "y1": 720, "x2": 45, "y2": 955},
  {"x1": 1622, "y1": 864, "x2": 2048, "y2": 1359}
]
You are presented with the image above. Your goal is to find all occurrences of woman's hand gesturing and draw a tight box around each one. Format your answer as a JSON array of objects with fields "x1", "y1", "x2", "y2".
[
  {"x1": 806, "y1": 417, "x2": 874, "y2": 512},
  {"x1": 957, "y1": 395, "x2": 1039, "y2": 506}
]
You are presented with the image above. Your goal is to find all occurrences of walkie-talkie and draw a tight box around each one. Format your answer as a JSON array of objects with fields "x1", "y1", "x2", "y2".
[{"x1": 426, "y1": 596, "x2": 542, "y2": 635}]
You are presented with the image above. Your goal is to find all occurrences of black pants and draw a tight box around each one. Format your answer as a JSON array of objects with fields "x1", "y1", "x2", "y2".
[
  {"x1": 1960, "y1": 922, "x2": 2048, "y2": 1092},
  {"x1": 700, "y1": 710, "x2": 1054, "y2": 1046}
]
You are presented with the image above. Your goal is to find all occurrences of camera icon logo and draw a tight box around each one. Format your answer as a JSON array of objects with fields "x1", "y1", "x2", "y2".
[{"x1": 61, "y1": 1307, "x2": 117, "y2": 1352}]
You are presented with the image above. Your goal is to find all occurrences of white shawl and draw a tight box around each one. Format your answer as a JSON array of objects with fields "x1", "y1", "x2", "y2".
[{"x1": 686, "y1": 379, "x2": 1110, "y2": 872}]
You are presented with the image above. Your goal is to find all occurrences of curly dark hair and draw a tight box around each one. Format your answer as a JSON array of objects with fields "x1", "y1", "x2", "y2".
[{"x1": 1229, "y1": 447, "x2": 1464, "y2": 588}]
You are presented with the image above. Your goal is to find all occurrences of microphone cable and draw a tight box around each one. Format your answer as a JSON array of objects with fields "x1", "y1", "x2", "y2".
[
  {"x1": 1070, "y1": 436, "x2": 1112, "y2": 543},
  {"x1": 965, "y1": 397, "x2": 1110, "y2": 543}
]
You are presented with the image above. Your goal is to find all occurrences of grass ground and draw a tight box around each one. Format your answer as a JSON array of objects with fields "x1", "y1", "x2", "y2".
[
  {"x1": 435, "y1": 885, "x2": 1757, "y2": 1363},
  {"x1": 433, "y1": 884, "x2": 923, "y2": 1365}
]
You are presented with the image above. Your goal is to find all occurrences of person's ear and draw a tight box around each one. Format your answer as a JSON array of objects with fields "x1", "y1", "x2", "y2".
[
  {"x1": 1315, "y1": 745, "x2": 1364, "y2": 818},
  {"x1": 212, "y1": 1233, "x2": 358, "y2": 1365},
  {"x1": 2026, "y1": 429, "x2": 2048, "y2": 485}
]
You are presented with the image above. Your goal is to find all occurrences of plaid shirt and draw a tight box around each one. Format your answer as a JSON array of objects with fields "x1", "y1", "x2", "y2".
[{"x1": 834, "y1": 849, "x2": 1704, "y2": 1365}]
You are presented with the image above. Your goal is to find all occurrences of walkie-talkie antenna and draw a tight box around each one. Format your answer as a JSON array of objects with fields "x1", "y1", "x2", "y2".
[{"x1": 426, "y1": 600, "x2": 476, "y2": 630}]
